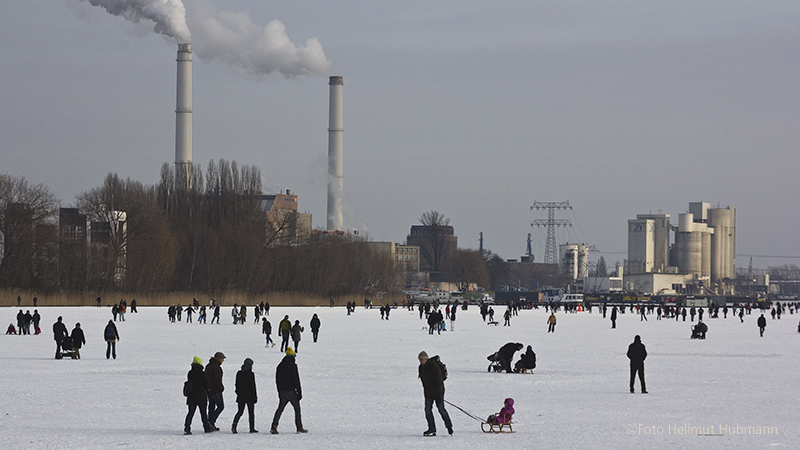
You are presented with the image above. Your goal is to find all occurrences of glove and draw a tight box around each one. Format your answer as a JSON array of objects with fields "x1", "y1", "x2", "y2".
[{"x1": 296, "y1": 390, "x2": 302, "y2": 401}]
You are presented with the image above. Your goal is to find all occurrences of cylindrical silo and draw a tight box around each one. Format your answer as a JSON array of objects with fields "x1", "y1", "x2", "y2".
[
  {"x1": 175, "y1": 43, "x2": 192, "y2": 190},
  {"x1": 709, "y1": 208, "x2": 733, "y2": 282},
  {"x1": 700, "y1": 230, "x2": 711, "y2": 278},
  {"x1": 577, "y1": 244, "x2": 589, "y2": 279},
  {"x1": 326, "y1": 76, "x2": 344, "y2": 231}
]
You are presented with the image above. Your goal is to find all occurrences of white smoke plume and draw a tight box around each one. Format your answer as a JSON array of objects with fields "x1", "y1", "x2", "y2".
[
  {"x1": 185, "y1": 0, "x2": 330, "y2": 77},
  {"x1": 80, "y1": 0, "x2": 330, "y2": 78},
  {"x1": 82, "y1": 0, "x2": 192, "y2": 43}
]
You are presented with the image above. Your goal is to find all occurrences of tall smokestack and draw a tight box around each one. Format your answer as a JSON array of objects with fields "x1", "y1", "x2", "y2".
[
  {"x1": 327, "y1": 76, "x2": 343, "y2": 231},
  {"x1": 175, "y1": 43, "x2": 192, "y2": 190}
]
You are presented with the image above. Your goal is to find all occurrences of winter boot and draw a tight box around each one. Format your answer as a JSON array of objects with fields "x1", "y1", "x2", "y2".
[
  {"x1": 297, "y1": 428, "x2": 308, "y2": 433},
  {"x1": 270, "y1": 427, "x2": 279, "y2": 434},
  {"x1": 231, "y1": 422, "x2": 238, "y2": 434},
  {"x1": 250, "y1": 428, "x2": 259, "y2": 433},
  {"x1": 423, "y1": 430, "x2": 436, "y2": 436}
]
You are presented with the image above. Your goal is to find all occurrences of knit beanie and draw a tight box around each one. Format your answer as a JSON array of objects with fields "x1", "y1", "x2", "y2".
[
  {"x1": 418, "y1": 351, "x2": 429, "y2": 360},
  {"x1": 242, "y1": 358, "x2": 254, "y2": 370},
  {"x1": 193, "y1": 356, "x2": 203, "y2": 365},
  {"x1": 286, "y1": 347, "x2": 296, "y2": 357}
]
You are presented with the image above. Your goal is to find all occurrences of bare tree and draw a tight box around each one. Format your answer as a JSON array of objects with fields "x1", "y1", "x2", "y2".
[
  {"x1": 0, "y1": 174, "x2": 59, "y2": 288},
  {"x1": 414, "y1": 211, "x2": 454, "y2": 272},
  {"x1": 443, "y1": 249, "x2": 490, "y2": 291}
]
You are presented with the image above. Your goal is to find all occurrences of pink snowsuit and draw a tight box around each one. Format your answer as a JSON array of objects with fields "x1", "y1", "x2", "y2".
[{"x1": 496, "y1": 398, "x2": 515, "y2": 424}]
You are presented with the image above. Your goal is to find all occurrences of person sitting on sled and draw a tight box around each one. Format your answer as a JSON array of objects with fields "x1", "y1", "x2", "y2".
[
  {"x1": 486, "y1": 398, "x2": 514, "y2": 425},
  {"x1": 6, "y1": 323, "x2": 17, "y2": 335}
]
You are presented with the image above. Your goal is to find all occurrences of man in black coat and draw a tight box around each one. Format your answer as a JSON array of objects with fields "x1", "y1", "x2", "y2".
[
  {"x1": 611, "y1": 306, "x2": 618, "y2": 329},
  {"x1": 418, "y1": 351, "x2": 452, "y2": 436},
  {"x1": 206, "y1": 352, "x2": 226, "y2": 431},
  {"x1": 52, "y1": 316, "x2": 68, "y2": 358},
  {"x1": 496, "y1": 342, "x2": 523, "y2": 373},
  {"x1": 757, "y1": 314, "x2": 767, "y2": 337},
  {"x1": 627, "y1": 335, "x2": 647, "y2": 394},
  {"x1": 270, "y1": 347, "x2": 307, "y2": 434},
  {"x1": 231, "y1": 358, "x2": 257, "y2": 433},
  {"x1": 184, "y1": 356, "x2": 212, "y2": 434}
]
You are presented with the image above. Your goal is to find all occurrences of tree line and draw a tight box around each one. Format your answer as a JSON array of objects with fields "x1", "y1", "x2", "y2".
[{"x1": 0, "y1": 165, "x2": 399, "y2": 298}]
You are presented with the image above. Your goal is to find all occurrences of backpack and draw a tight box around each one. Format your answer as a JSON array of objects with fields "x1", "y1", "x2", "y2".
[
  {"x1": 104, "y1": 326, "x2": 115, "y2": 340},
  {"x1": 183, "y1": 380, "x2": 193, "y2": 397},
  {"x1": 431, "y1": 355, "x2": 447, "y2": 381}
]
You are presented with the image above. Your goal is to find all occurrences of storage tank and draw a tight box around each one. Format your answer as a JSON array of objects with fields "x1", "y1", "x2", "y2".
[
  {"x1": 708, "y1": 207, "x2": 734, "y2": 281},
  {"x1": 675, "y1": 231, "x2": 702, "y2": 276},
  {"x1": 700, "y1": 229, "x2": 711, "y2": 278}
]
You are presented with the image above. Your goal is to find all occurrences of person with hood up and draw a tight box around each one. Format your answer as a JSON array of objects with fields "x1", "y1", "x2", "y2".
[
  {"x1": 231, "y1": 358, "x2": 258, "y2": 434},
  {"x1": 291, "y1": 320, "x2": 304, "y2": 351},
  {"x1": 310, "y1": 314, "x2": 321, "y2": 343},
  {"x1": 514, "y1": 345, "x2": 536, "y2": 372},
  {"x1": 270, "y1": 347, "x2": 307, "y2": 434},
  {"x1": 627, "y1": 335, "x2": 647, "y2": 394},
  {"x1": 184, "y1": 356, "x2": 212, "y2": 435},
  {"x1": 486, "y1": 398, "x2": 515, "y2": 425},
  {"x1": 71, "y1": 323, "x2": 86, "y2": 359}
]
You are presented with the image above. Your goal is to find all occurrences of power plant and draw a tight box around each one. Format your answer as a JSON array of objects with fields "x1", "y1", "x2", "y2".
[
  {"x1": 174, "y1": 43, "x2": 193, "y2": 190},
  {"x1": 627, "y1": 202, "x2": 737, "y2": 294},
  {"x1": 326, "y1": 76, "x2": 344, "y2": 231}
]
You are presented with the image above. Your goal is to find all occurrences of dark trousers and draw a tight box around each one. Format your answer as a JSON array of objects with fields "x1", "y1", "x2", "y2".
[
  {"x1": 271, "y1": 390, "x2": 303, "y2": 431},
  {"x1": 548, "y1": 323, "x2": 555, "y2": 332},
  {"x1": 424, "y1": 396, "x2": 453, "y2": 432},
  {"x1": 207, "y1": 391, "x2": 224, "y2": 424},
  {"x1": 106, "y1": 341, "x2": 116, "y2": 359},
  {"x1": 280, "y1": 333, "x2": 290, "y2": 352},
  {"x1": 312, "y1": 330, "x2": 319, "y2": 342},
  {"x1": 233, "y1": 401, "x2": 255, "y2": 429},
  {"x1": 55, "y1": 339, "x2": 63, "y2": 358},
  {"x1": 630, "y1": 364, "x2": 646, "y2": 392},
  {"x1": 185, "y1": 401, "x2": 210, "y2": 433}
]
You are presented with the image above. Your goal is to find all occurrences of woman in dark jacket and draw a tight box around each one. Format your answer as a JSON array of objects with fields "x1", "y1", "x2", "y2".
[
  {"x1": 310, "y1": 314, "x2": 321, "y2": 343},
  {"x1": 291, "y1": 320, "x2": 304, "y2": 351},
  {"x1": 231, "y1": 358, "x2": 258, "y2": 433},
  {"x1": 184, "y1": 357, "x2": 212, "y2": 435},
  {"x1": 514, "y1": 345, "x2": 536, "y2": 372},
  {"x1": 71, "y1": 323, "x2": 86, "y2": 360}
]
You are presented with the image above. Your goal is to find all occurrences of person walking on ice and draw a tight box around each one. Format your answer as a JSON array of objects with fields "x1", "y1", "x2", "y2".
[
  {"x1": 262, "y1": 318, "x2": 274, "y2": 347},
  {"x1": 270, "y1": 347, "x2": 307, "y2": 434},
  {"x1": 231, "y1": 358, "x2": 258, "y2": 434},
  {"x1": 417, "y1": 351, "x2": 453, "y2": 436},
  {"x1": 627, "y1": 335, "x2": 647, "y2": 394},
  {"x1": 547, "y1": 312, "x2": 557, "y2": 333},
  {"x1": 103, "y1": 319, "x2": 119, "y2": 360}
]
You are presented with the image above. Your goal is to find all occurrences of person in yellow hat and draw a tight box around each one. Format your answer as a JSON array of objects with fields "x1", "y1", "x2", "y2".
[{"x1": 270, "y1": 347, "x2": 307, "y2": 434}]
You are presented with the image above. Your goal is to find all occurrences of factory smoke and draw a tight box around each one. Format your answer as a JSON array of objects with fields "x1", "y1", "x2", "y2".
[
  {"x1": 82, "y1": 0, "x2": 191, "y2": 43},
  {"x1": 80, "y1": 0, "x2": 330, "y2": 77}
]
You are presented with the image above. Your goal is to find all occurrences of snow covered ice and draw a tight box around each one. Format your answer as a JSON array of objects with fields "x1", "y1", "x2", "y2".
[{"x1": 3, "y1": 304, "x2": 798, "y2": 449}]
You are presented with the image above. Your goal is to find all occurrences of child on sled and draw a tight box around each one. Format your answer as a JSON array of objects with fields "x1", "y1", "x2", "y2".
[{"x1": 486, "y1": 398, "x2": 514, "y2": 425}]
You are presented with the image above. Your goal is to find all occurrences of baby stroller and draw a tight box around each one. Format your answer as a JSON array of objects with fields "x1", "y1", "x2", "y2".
[
  {"x1": 58, "y1": 336, "x2": 77, "y2": 359},
  {"x1": 487, "y1": 352, "x2": 503, "y2": 372}
]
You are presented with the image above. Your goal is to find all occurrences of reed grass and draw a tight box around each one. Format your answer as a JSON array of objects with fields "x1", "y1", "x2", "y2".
[{"x1": 1, "y1": 289, "x2": 405, "y2": 307}]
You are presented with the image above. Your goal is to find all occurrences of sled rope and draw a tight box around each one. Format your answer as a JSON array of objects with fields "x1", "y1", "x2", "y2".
[{"x1": 444, "y1": 400, "x2": 485, "y2": 423}]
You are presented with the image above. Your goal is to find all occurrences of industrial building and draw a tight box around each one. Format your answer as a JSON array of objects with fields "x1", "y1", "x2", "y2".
[
  {"x1": 626, "y1": 202, "x2": 737, "y2": 295},
  {"x1": 261, "y1": 191, "x2": 312, "y2": 245}
]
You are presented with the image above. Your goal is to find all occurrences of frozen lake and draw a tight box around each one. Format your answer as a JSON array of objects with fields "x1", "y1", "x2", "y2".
[{"x1": 3, "y1": 303, "x2": 798, "y2": 449}]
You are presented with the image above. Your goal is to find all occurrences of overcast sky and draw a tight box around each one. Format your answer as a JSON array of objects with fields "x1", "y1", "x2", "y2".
[{"x1": 2, "y1": 1, "x2": 798, "y2": 270}]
